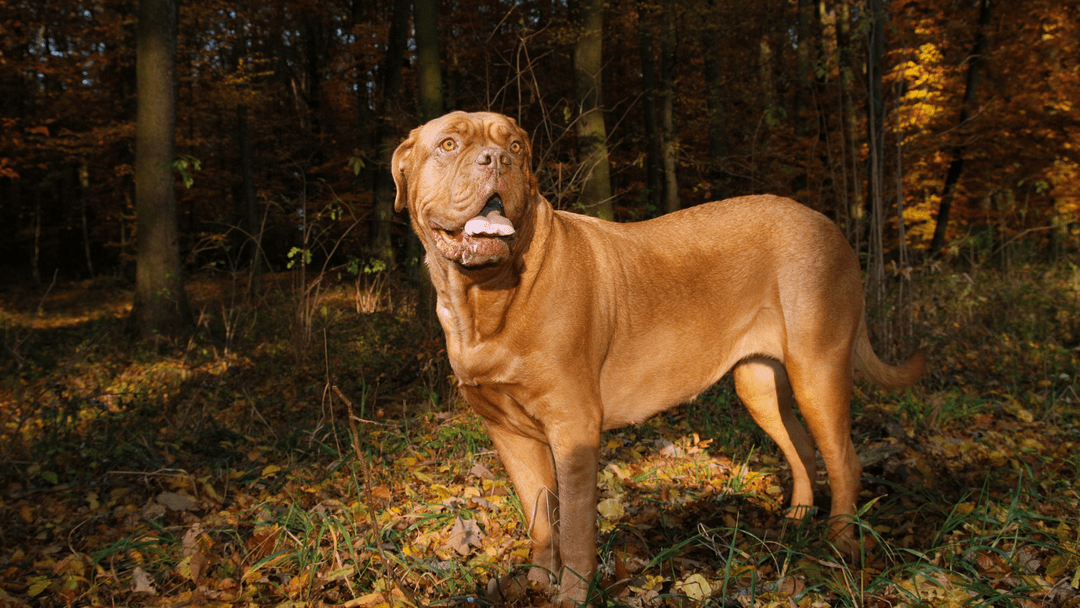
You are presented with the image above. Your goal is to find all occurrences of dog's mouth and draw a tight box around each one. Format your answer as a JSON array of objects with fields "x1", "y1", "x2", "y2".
[
  {"x1": 463, "y1": 195, "x2": 515, "y2": 237},
  {"x1": 429, "y1": 195, "x2": 516, "y2": 267}
]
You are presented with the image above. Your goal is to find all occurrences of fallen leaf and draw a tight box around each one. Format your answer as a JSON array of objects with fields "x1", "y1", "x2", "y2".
[
  {"x1": 177, "y1": 551, "x2": 210, "y2": 584},
  {"x1": 182, "y1": 524, "x2": 202, "y2": 555},
  {"x1": 976, "y1": 551, "x2": 1012, "y2": 578},
  {"x1": 469, "y1": 496, "x2": 496, "y2": 510},
  {"x1": 132, "y1": 566, "x2": 157, "y2": 595},
  {"x1": 469, "y1": 463, "x2": 494, "y2": 479},
  {"x1": 443, "y1": 517, "x2": 485, "y2": 556},
  {"x1": 157, "y1": 491, "x2": 198, "y2": 512},
  {"x1": 674, "y1": 573, "x2": 712, "y2": 601},
  {"x1": 597, "y1": 498, "x2": 625, "y2": 521},
  {"x1": 27, "y1": 576, "x2": 51, "y2": 597},
  {"x1": 778, "y1": 575, "x2": 806, "y2": 596},
  {"x1": 659, "y1": 440, "x2": 684, "y2": 458}
]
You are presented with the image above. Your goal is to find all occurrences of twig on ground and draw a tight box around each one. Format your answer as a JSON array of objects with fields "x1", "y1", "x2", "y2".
[{"x1": 336, "y1": 384, "x2": 426, "y2": 608}]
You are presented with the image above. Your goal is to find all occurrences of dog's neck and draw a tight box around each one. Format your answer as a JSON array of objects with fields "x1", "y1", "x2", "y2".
[{"x1": 426, "y1": 195, "x2": 553, "y2": 356}]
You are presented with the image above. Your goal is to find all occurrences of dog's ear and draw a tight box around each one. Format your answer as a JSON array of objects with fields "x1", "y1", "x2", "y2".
[{"x1": 391, "y1": 132, "x2": 417, "y2": 213}]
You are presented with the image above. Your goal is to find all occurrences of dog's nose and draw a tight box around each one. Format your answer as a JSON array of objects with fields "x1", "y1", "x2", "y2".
[{"x1": 476, "y1": 147, "x2": 512, "y2": 169}]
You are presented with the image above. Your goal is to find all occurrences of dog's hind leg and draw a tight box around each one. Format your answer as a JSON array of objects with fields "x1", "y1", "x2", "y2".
[
  {"x1": 785, "y1": 357, "x2": 863, "y2": 557},
  {"x1": 734, "y1": 357, "x2": 819, "y2": 519}
]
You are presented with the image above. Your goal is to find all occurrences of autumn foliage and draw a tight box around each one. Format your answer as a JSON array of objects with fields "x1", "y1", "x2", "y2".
[
  {"x1": 1, "y1": 0, "x2": 1080, "y2": 606},
  {"x1": 1, "y1": 0, "x2": 1078, "y2": 283}
]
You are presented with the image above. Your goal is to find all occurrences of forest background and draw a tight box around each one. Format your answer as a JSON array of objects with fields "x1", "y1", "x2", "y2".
[{"x1": 1, "y1": 0, "x2": 1079, "y2": 607}]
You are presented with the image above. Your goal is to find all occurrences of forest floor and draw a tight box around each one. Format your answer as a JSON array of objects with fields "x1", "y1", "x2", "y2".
[{"x1": 1, "y1": 262, "x2": 1079, "y2": 608}]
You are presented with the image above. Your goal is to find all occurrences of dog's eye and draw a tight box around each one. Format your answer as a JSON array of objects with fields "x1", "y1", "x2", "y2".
[
  {"x1": 440, "y1": 138, "x2": 457, "y2": 152},
  {"x1": 509, "y1": 141, "x2": 523, "y2": 154}
]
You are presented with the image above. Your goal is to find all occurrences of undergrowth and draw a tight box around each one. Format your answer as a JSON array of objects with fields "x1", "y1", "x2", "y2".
[{"x1": 0, "y1": 262, "x2": 1077, "y2": 607}]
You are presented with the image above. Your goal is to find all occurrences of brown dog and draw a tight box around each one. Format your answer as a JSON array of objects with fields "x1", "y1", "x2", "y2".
[{"x1": 392, "y1": 111, "x2": 924, "y2": 604}]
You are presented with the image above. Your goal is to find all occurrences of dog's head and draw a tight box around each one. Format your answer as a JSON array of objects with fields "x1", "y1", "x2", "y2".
[{"x1": 392, "y1": 111, "x2": 537, "y2": 268}]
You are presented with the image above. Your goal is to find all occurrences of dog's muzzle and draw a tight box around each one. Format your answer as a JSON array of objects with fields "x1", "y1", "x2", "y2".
[{"x1": 430, "y1": 195, "x2": 516, "y2": 267}]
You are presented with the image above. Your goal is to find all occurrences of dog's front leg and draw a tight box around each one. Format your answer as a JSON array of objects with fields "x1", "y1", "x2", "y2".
[
  {"x1": 484, "y1": 421, "x2": 562, "y2": 590},
  {"x1": 548, "y1": 418, "x2": 601, "y2": 606}
]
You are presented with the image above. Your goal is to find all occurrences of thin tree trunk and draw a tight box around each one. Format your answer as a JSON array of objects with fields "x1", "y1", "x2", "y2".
[
  {"x1": 415, "y1": 0, "x2": 443, "y2": 122},
  {"x1": 794, "y1": 0, "x2": 813, "y2": 137},
  {"x1": 352, "y1": 0, "x2": 377, "y2": 197},
  {"x1": 929, "y1": 0, "x2": 991, "y2": 256},
  {"x1": 637, "y1": 0, "x2": 662, "y2": 214},
  {"x1": 79, "y1": 160, "x2": 94, "y2": 277},
  {"x1": 32, "y1": 187, "x2": 41, "y2": 285},
  {"x1": 703, "y1": 0, "x2": 727, "y2": 201},
  {"x1": 571, "y1": 0, "x2": 614, "y2": 219},
  {"x1": 659, "y1": 0, "x2": 679, "y2": 213},
  {"x1": 838, "y1": 0, "x2": 861, "y2": 244},
  {"x1": 131, "y1": 0, "x2": 191, "y2": 338},
  {"x1": 371, "y1": 0, "x2": 410, "y2": 265},
  {"x1": 236, "y1": 104, "x2": 262, "y2": 296},
  {"x1": 865, "y1": 0, "x2": 885, "y2": 308}
]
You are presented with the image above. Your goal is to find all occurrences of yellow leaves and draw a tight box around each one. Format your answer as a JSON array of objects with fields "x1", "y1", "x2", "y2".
[
  {"x1": 673, "y1": 573, "x2": 714, "y2": 601},
  {"x1": 260, "y1": 464, "x2": 283, "y2": 477},
  {"x1": 26, "y1": 575, "x2": 52, "y2": 597},
  {"x1": 596, "y1": 497, "x2": 625, "y2": 533},
  {"x1": 898, "y1": 572, "x2": 977, "y2": 607},
  {"x1": 626, "y1": 574, "x2": 666, "y2": 600},
  {"x1": 176, "y1": 552, "x2": 210, "y2": 584},
  {"x1": 1002, "y1": 395, "x2": 1036, "y2": 423},
  {"x1": 345, "y1": 587, "x2": 410, "y2": 608}
]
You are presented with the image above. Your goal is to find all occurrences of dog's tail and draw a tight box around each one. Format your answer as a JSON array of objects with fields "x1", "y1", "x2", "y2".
[{"x1": 853, "y1": 320, "x2": 927, "y2": 390}]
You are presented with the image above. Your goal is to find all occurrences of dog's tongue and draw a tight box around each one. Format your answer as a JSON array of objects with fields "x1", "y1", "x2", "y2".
[{"x1": 463, "y1": 206, "x2": 515, "y2": 237}]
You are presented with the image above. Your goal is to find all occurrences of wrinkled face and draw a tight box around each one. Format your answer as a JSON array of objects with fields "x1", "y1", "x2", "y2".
[{"x1": 392, "y1": 111, "x2": 536, "y2": 268}]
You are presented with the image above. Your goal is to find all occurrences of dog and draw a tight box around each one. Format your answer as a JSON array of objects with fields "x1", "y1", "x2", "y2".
[{"x1": 392, "y1": 111, "x2": 925, "y2": 604}]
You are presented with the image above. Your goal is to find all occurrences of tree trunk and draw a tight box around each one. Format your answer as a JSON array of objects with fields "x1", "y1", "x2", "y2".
[
  {"x1": 865, "y1": 0, "x2": 885, "y2": 304},
  {"x1": 659, "y1": 0, "x2": 679, "y2": 214},
  {"x1": 415, "y1": 0, "x2": 443, "y2": 122},
  {"x1": 571, "y1": 0, "x2": 614, "y2": 219},
  {"x1": 636, "y1": 0, "x2": 662, "y2": 214},
  {"x1": 32, "y1": 186, "x2": 41, "y2": 285},
  {"x1": 794, "y1": 0, "x2": 813, "y2": 137},
  {"x1": 413, "y1": 0, "x2": 442, "y2": 329},
  {"x1": 351, "y1": 1, "x2": 378, "y2": 198},
  {"x1": 236, "y1": 104, "x2": 263, "y2": 296},
  {"x1": 703, "y1": 0, "x2": 727, "y2": 201},
  {"x1": 837, "y1": 0, "x2": 861, "y2": 242},
  {"x1": 371, "y1": 0, "x2": 411, "y2": 265},
  {"x1": 758, "y1": 31, "x2": 778, "y2": 126},
  {"x1": 929, "y1": 0, "x2": 992, "y2": 256},
  {"x1": 79, "y1": 160, "x2": 94, "y2": 277},
  {"x1": 131, "y1": 0, "x2": 191, "y2": 338}
]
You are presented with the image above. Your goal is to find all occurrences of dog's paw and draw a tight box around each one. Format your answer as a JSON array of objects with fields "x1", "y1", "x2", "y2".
[
  {"x1": 485, "y1": 569, "x2": 553, "y2": 604},
  {"x1": 486, "y1": 574, "x2": 529, "y2": 603},
  {"x1": 829, "y1": 523, "x2": 875, "y2": 563}
]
